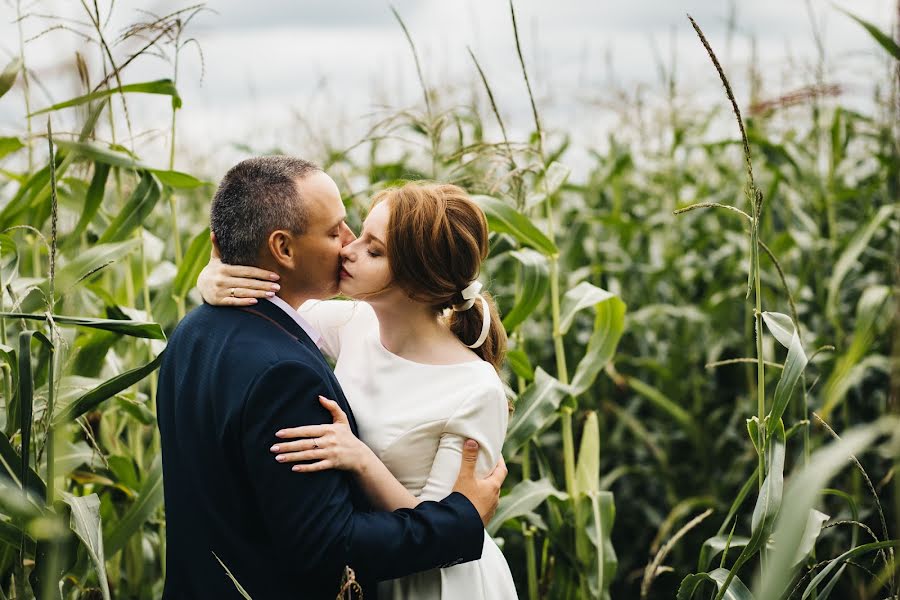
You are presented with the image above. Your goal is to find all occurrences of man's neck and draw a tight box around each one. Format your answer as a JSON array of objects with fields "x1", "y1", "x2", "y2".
[{"x1": 274, "y1": 291, "x2": 312, "y2": 311}]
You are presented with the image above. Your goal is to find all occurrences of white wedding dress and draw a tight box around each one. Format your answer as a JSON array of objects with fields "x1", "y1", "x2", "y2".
[{"x1": 298, "y1": 299, "x2": 518, "y2": 600}]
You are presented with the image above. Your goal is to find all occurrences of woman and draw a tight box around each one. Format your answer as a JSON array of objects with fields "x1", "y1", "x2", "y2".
[{"x1": 197, "y1": 182, "x2": 517, "y2": 599}]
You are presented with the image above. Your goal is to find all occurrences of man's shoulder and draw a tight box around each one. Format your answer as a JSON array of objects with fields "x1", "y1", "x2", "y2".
[{"x1": 171, "y1": 304, "x2": 323, "y2": 366}]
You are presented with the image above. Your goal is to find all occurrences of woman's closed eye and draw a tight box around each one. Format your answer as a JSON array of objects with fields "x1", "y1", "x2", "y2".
[{"x1": 367, "y1": 249, "x2": 381, "y2": 258}]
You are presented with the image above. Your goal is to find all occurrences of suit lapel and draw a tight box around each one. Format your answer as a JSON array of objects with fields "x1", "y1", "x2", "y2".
[{"x1": 240, "y1": 301, "x2": 361, "y2": 437}]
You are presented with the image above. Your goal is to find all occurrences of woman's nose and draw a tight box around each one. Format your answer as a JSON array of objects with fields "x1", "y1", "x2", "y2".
[
  {"x1": 340, "y1": 222, "x2": 357, "y2": 245},
  {"x1": 340, "y1": 242, "x2": 356, "y2": 261}
]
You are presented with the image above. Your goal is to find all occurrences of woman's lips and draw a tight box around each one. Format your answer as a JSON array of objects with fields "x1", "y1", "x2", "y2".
[{"x1": 340, "y1": 266, "x2": 352, "y2": 279}]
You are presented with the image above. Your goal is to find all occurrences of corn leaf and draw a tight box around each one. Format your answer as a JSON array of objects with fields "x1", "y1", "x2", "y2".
[
  {"x1": 104, "y1": 456, "x2": 163, "y2": 556},
  {"x1": 570, "y1": 294, "x2": 626, "y2": 395},
  {"x1": 0, "y1": 313, "x2": 164, "y2": 340},
  {"x1": 0, "y1": 432, "x2": 45, "y2": 499},
  {"x1": 486, "y1": 478, "x2": 567, "y2": 535},
  {"x1": 503, "y1": 369, "x2": 567, "y2": 456},
  {"x1": 753, "y1": 419, "x2": 893, "y2": 599},
  {"x1": 0, "y1": 58, "x2": 22, "y2": 99},
  {"x1": 16, "y1": 331, "x2": 52, "y2": 503},
  {"x1": 98, "y1": 172, "x2": 160, "y2": 243},
  {"x1": 473, "y1": 195, "x2": 558, "y2": 256},
  {"x1": 698, "y1": 535, "x2": 751, "y2": 573},
  {"x1": 0, "y1": 137, "x2": 24, "y2": 160},
  {"x1": 525, "y1": 161, "x2": 571, "y2": 210},
  {"x1": 53, "y1": 351, "x2": 164, "y2": 426},
  {"x1": 575, "y1": 411, "x2": 600, "y2": 496},
  {"x1": 750, "y1": 440, "x2": 785, "y2": 535},
  {"x1": 65, "y1": 163, "x2": 109, "y2": 245},
  {"x1": 762, "y1": 312, "x2": 808, "y2": 436},
  {"x1": 502, "y1": 249, "x2": 549, "y2": 330},
  {"x1": 677, "y1": 568, "x2": 754, "y2": 600},
  {"x1": 560, "y1": 282, "x2": 616, "y2": 334},
  {"x1": 837, "y1": 8, "x2": 900, "y2": 59},
  {"x1": 30, "y1": 79, "x2": 182, "y2": 116},
  {"x1": 0, "y1": 233, "x2": 19, "y2": 284},
  {"x1": 801, "y1": 539, "x2": 897, "y2": 599},
  {"x1": 506, "y1": 348, "x2": 534, "y2": 382},
  {"x1": 173, "y1": 227, "x2": 212, "y2": 300},
  {"x1": 62, "y1": 493, "x2": 111, "y2": 600},
  {"x1": 53, "y1": 140, "x2": 204, "y2": 189},
  {"x1": 821, "y1": 286, "x2": 892, "y2": 419},
  {"x1": 825, "y1": 204, "x2": 895, "y2": 324}
]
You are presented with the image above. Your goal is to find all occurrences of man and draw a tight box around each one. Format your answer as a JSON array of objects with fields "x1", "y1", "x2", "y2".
[{"x1": 156, "y1": 156, "x2": 506, "y2": 599}]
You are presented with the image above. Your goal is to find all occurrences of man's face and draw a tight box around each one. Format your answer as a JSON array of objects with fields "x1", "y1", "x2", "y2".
[{"x1": 290, "y1": 171, "x2": 356, "y2": 299}]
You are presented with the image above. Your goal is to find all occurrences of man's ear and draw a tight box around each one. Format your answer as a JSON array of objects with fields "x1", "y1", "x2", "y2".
[
  {"x1": 266, "y1": 230, "x2": 296, "y2": 269},
  {"x1": 210, "y1": 231, "x2": 221, "y2": 259}
]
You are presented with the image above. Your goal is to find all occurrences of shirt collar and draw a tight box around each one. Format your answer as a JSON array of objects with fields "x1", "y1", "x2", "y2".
[{"x1": 264, "y1": 296, "x2": 321, "y2": 347}]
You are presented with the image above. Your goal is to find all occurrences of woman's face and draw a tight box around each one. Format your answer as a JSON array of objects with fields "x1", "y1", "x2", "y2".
[{"x1": 339, "y1": 201, "x2": 394, "y2": 300}]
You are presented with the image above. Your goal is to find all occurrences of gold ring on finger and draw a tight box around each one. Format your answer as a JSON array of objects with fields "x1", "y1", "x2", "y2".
[
  {"x1": 313, "y1": 440, "x2": 320, "y2": 449},
  {"x1": 229, "y1": 288, "x2": 235, "y2": 297}
]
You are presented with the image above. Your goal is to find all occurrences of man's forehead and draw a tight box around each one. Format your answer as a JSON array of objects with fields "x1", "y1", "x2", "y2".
[{"x1": 298, "y1": 173, "x2": 343, "y2": 218}]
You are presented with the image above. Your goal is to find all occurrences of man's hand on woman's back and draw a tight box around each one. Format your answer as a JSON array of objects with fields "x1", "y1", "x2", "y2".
[{"x1": 452, "y1": 440, "x2": 507, "y2": 526}]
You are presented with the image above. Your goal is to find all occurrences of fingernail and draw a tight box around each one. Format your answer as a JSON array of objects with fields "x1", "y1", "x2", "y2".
[
  {"x1": 269, "y1": 273, "x2": 280, "y2": 281},
  {"x1": 275, "y1": 430, "x2": 285, "y2": 437},
  {"x1": 465, "y1": 440, "x2": 478, "y2": 449},
  {"x1": 292, "y1": 465, "x2": 300, "y2": 471},
  {"x1": 271, "y1": 284, "x2": 280, "y2": 291},
  {"x1": 266, "y1": 291, "x2": 275, "y2": 297},
  {"x1": 270, "y1": 445, "x2": 279, "y2": 452},
  {"x1": 276, "y1": 455, "x2": 285, "y2": 462},
  {"x1": 249, "y1": 298, "x2": 258, "y2": 304}
]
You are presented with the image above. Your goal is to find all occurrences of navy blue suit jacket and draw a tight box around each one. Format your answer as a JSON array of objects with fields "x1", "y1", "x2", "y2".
[{"x1": 156, "y1": 299, "x2": 484, "y2": 599}]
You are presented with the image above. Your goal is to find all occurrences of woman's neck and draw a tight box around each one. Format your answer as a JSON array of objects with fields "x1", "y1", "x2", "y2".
[{"x1": 369, "y1": 299, "x2": 449, "y2": 359}]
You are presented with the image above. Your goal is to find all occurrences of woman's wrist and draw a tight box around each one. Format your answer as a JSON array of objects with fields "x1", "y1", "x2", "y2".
[{"x1": 353, "y1": 443, "x2": 379, "y2": 477}]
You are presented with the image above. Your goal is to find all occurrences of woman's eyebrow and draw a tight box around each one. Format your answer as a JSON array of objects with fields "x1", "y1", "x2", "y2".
[{"x1": 360, "y1": 226, "x2": 385, "y2": 247}]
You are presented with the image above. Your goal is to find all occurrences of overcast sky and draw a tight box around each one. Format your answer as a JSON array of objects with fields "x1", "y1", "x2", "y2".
[{"x1": 0, "y1": 0, "x2": 895, "y2": 175}]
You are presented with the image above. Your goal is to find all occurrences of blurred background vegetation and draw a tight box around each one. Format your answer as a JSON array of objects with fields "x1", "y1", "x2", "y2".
[{"x1": 0, "y1": 1, "x2": 897, "y2": 598}]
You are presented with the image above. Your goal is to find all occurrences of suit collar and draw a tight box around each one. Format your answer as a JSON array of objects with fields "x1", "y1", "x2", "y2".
[
  {"x1": 242, "y1": 299, "x2": 318, "y2": 350},
  {"x1": 237, "y1": 301, "x2": 361, "y2": 438}
]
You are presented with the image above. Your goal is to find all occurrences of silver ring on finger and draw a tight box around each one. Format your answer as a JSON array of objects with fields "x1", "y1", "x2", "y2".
[{"x1": 313, "y1": 439, "x2": 320, "y2": 449}]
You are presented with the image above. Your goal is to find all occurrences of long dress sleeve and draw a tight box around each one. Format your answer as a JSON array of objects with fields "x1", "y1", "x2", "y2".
[
  {"x1": 297, "y1": 299, "x2": 362, "y2": 361},
  {"x1": 416, "y1": 379, "x2": 509, "y2": 503}
]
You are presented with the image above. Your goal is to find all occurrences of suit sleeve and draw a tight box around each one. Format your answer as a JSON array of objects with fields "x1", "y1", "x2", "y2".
[{"x1": 241, "y1": 360, "x2": 485, "y2": 582}]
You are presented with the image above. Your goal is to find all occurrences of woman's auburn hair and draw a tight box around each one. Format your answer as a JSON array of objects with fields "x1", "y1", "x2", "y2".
[{"x1": 371, "y1": 182, "x2": 507, "y2": 372}]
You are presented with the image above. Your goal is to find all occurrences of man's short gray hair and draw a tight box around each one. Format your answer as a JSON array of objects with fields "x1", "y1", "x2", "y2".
[{"x1": 210, "y1": 156, "x2": 321, "y2": 265}]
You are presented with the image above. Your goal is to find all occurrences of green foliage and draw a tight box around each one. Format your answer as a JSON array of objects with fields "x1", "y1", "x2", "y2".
[{"x1": 0, "y1": 3, "x2": 895, "y2": 599}]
